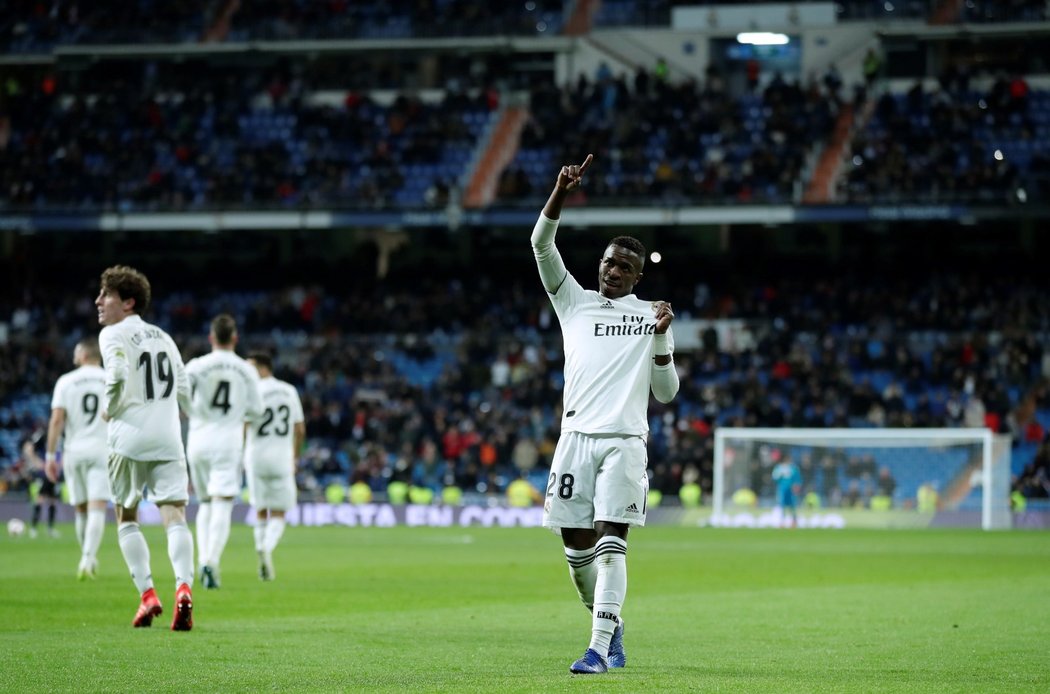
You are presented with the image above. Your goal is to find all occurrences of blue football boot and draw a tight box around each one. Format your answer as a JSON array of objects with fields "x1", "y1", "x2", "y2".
[
  {"x1": 569, "y1": 648, "x2": 608, "y2": 674},
  {"x1": 608, "y1": 620, "x2": 626, "y2": 668}
]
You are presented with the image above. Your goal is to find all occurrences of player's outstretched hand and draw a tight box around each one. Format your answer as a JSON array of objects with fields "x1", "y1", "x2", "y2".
[
  {"x1": 556, "y1": 154, "x2": 593, "y2": 192},
  {"x1": 652, "y1": 301, "x2": 674, "y2": 334}
]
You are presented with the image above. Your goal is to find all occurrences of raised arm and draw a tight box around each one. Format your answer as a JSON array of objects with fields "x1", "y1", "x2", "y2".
[
  {"x1": 532, "y1": 154, "x2": 593, "y2": 294},
  {"x1": 543, "y1": 153, "x2": 592, "y2": 221}
]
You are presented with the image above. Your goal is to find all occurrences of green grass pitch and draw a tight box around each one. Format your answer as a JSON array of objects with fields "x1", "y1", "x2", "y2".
[{"x1": 2, "y1": 524, "x2": 1049, "y2": 693}]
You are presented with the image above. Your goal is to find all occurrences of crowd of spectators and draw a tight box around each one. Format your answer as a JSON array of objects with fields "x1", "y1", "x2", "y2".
[
  {"x1": 1, "y1": 59, "x2": 494, "y2": 211},
  {"x1": 4, "y1": 1, "x2": 1044, "y2": 54},
  {"x1": 3, "y1": 264, "x2": 1049, "y2": 509},
  {"x1": 2, "y1": 54, "x2": 841, "y2": 211},
  {"x1": 503, "y1": 65, "x2": 836, "y2": 205},
  {"x1": 4, "y1": 49, "x2": 1048, "y2": 211},
  {"x1": 1, "y1": 0, "x2": 566, "y2": 52},
  {"x1": 842, "y1": 74, "x2": 1050, "y2": 204}
]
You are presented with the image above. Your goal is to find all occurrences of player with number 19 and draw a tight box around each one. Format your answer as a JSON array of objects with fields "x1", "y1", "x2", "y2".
[
  {"x1": 97, "y1": 265, "x2": 195, "y2": 630},
  {"x1": 184, "y1": 314, "x2": 263, "y2": 589}
]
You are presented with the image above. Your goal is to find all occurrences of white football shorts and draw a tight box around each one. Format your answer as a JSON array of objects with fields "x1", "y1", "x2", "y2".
[
  {"x1": 108, "y1": 453, "x2": 189, "y2": 508},
  {"x1": 64, "y1": 452, "x2": 111, "y2": 505},
  {"x1": 247, "y1": 471, "x2": 297, "y2": 511},
  {"x1": 188, "y1": 448, "x2": 243, "y2": 500},
  {"x1": 542, "y1": 431, "x2": 649, "y2": 531}
]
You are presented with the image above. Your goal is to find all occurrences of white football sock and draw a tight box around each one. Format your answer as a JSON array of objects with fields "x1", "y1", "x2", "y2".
[
  {"x1": 195, "y1": 502, "x2": 211, "y2": 567},
  {"x1": 564, "y1": 546, "x2": 597, "y2": 611},
  {"x1": 264, "y1": 517, "x2": 286, "y2": 553},
  {"x1": 207, "y1": 499, "x2": 234, "y2": 567},
  {"x1": 589, "y1": 536, "x2": 627, "y2": 657},
  {"x1": 117, "y1": 522, "x2": 153, "y2": 594},
  {"x1": 254, "y1": 520, "x2": 267, "y2": 552},
  {"x1": 83, "y1": 508, "x2": 105, "y2": 562},
  {"x1": 74, "y1": 511, "x2": 86, "y2": 549},
  {"x1": 166, "y1": 521, "x2": 195, "y2": 589}
]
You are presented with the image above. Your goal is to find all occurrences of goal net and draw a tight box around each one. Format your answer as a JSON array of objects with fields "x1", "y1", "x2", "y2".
[{"x1": 712, "y1": 428, "x2": 1012, "y2": 530}]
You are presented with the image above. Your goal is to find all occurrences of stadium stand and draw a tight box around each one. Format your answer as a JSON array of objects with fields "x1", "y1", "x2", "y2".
[
  {"x1": 4, "y1": 1, "x2": 1045, "y2": 53},
  {"x1": 2, "y1": 0, "x2": 1050, "y2": 517},
  {"x1": 2, "y1": 264, "x2": 1048, "y2": 508},
  {"x1": 843, "y1": 77, "x2": 1050, "y2": 203}
]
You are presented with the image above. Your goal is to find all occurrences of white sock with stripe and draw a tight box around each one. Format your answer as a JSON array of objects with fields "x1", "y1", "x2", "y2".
[
  {"x1": 589, "y1": 536, "x2": 627, "y2": 657},
  {"x1": 564, "y1": 546, "x2": 597, "y2": 611}
]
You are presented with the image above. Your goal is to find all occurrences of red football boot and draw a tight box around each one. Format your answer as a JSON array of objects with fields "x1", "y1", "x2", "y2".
[
  {"x1": 171, "y1": 583, "x2": 193, "y2": 631},
  {"x1": 132, "y1": 588, "x2": 163, "y2": 628}
]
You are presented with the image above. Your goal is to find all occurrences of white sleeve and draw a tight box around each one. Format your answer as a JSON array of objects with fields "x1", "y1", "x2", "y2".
[
  {"x1": 291, "y1": 388, "x2": 305, "y2": 424},
  {"x1": 530, "y1": 214, "x2": 570, "y2": 295},
  {"x1": 171, "y1": 341, "x2": 191, "y2": 415},
  {"x1": 650, "y1": 361, "x2": 680, "y2": 403},
  {"x1": 650, "y1": 329, "x2": 679, "y2": 403},
  {"x1": 99, "y1": 327, "x2": 128, "y2": 417},
  {"x1": 244, "y1": 369, "x2": 264, "y2": 422},
  {"x1": 51, "y1": 377, "x2": 67, "y2": 411}
]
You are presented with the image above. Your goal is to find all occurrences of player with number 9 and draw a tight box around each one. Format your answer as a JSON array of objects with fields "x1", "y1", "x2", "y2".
[{"x1": 46, "y1": 338, "x2": 110, "y2": 579}]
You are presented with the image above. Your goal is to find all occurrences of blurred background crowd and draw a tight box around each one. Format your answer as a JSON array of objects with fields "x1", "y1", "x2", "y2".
[{"x1": 2, "y1": 0, "x2": 1049, "y2": 513}]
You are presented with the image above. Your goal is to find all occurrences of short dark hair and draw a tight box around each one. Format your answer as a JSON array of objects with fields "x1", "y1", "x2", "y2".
[
  {"x1": 609, "y1": 235, "x2": 646, "y2": 264},
  {"x1": 100, "y1": 265, "x2": 151, "y2": 315},
  {"x1": 210, "y1": 313, "x2": 237, "y2": 345},
  {"x1": 76, "y1": 338, "x2": 101, "y2": 361},
  {"x1": 246, "y1": 351, "x2": 273, "y2": 371}
]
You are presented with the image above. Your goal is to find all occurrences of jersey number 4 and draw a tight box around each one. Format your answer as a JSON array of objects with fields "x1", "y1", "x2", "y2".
[
  {"x1": 210, "y1": 380, "x2": 232, "y2": 414},
  {"x1": 138, "y1": 351, "x2": 174, "y2": 400}
]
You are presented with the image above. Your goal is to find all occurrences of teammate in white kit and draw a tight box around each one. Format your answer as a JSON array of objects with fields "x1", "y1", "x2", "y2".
[
  {"x1": 96, "y1": 265, "x2": 195, "y2": 631},
  {"x1": 185, "y1": 314, "x2": 263, "y2": 589},
  {"x1": 531, "y1": 155, "x2": 680, "y2": 674},
  {"x1": 244, "y1": 352, "x2": 305, "y2": 581},
  {"x1": 45, "y1": 338, "x2": 110, "y2": 580}
]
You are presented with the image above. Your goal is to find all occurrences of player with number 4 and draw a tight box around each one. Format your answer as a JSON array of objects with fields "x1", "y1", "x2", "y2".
[
  {"x1": 185, "y1": 314, "x2": 263, "y2": 589},
  {"x1": 96, "y1": 265, "x2": 196, "y2": 630}
]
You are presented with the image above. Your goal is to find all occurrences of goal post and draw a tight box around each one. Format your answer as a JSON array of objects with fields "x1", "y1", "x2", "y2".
[{"x1": 712, "y1": 428, "x2": 1012, "y2": 530}]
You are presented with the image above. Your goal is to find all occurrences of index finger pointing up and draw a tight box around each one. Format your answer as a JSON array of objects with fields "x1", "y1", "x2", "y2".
[{"x1": 579, "y1": 153, "x2": 594, "y2": 175}]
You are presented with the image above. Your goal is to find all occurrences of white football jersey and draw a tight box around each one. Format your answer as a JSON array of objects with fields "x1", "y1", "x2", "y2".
[
  {"x1": 51, "y1": 364, "x2": 107, "y2": 460},
  {"x1": 185, "y1": 349, "x2": 263, "y2": 455},
  {"x1": 547, "y1": 273, "x2": 674, "y2": 436},
  {"x1": 99, "y1": 314, "x2": 190, "y2": 461},
  {"x1": 245, "y1": 376, "x2": 304, "y2": 476}
]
